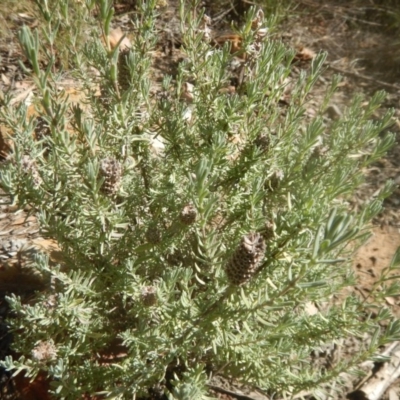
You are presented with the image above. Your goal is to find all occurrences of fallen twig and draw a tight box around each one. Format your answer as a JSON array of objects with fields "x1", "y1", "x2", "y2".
[
  {"x1": 348, "y1": 341, "x2": 400, "y2": 400},
  {"x1": 208, "y1": 384, "x2": 268, "y2": 400},
  {"x1": 327, "y1": 64, "x2": 400, "y2": 92}
]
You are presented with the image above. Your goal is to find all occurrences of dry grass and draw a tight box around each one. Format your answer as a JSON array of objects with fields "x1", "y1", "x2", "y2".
[
  {"x1": 0, "y1": 0, "x2": 38, "y2": 40},
  {"x1": 280, "y1": 0, "x2": 400, "y2": 83},
  {"x1": 0, "y1": 0, "x2": 94, "y2": 70}
]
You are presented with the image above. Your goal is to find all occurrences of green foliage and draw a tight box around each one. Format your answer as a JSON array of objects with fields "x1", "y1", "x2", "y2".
[
  {"x1": 0, "y1": 0, "x2": 398, "y2": 398},
  {"x1": 257, "y1": 0, "x2": 294, "y2": 27}
]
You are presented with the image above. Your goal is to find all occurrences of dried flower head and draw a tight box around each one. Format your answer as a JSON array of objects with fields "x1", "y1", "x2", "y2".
[
  {"x1": 203, "y1": 14, "x2": 211, "y2": 26},
  {"x1": 141, "y1": 286, "x2": 157, "y2": 307},
  {"x1": 34, "y1": 116, "x2": 51, "y2": 141},
  {"x1": 99, "y1": 157, "x2": 122, "y2": 195},
  {"x1": 257, "y1": 27, "x2": 268, "y2": 39},
  {"x1": 251, "y1": 9, "x2": 265, "y2": 31},
  {"x1": 261, "y1": 220, "x2": 276, "y2": 241},
  {"x1": 43, "y1": 294, "x2": 58, "y2": 310},
  {"x1": 118, "y1": 48, "x2": 131, "y2": 92},
  {"x1": 181, "y1": 82, "x2": 194, "y2": 103},
  {"x1": 179, "y1": 204, "x2": 197, "y2": 225},
  {"x1": 21, "y1": 155, "x2": 42, "y2": 188},
  {"x1": 226, "y1": 232, "x2": 266, "y2": 285},
  {"x1": 254, "y1": 134, "x2": 270, "y2": 151},
  {"x1": 268, "y1": 169, "x2": 284, "y2": 190},
  {"x1": 31, "y1": 340, "x2": 57, "y2": 362},
  {"x1": 312, "y1": 144, "x2": 329, "y2": 158},
  {"x1": 146, "y1": 224, "x2": 162, "y2": 244},
  {"x1": 166, "y1": 250, "x2": 184, "y2": 266},
  {"x1": 198, "y1": 14, "x2": 212, "y2": 42}
]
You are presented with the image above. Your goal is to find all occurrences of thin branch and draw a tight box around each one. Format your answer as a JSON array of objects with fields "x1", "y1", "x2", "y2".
[
  {"x1": 208, "y1": 384, "x2": 267, "y2": 400},
  {"x1": 328, "y1": 63, "x2": 400, "y2": 91}
]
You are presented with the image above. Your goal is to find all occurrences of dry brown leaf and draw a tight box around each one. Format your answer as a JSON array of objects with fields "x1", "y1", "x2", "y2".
[
  {"x1": 385, "y1": 297, "x2": 396, "y2": 306},
  {"x1": 108, "y1": 27, "x2": 131, "y2": 51},
  {"x1": 304, "y1": 301, "x2": 319, "y2": 316},
  {"x1": 212, "y1": 34, "x2": 245, "y2": 58},
  {"x1": 31, "y1": 238, "x2": 63, "y2": 264},
  {"x1": 1, "y1": 73, "x2": 10, "y2": 85},
  {"x1": 294, "y1": 46, "x2": 316, "y2": 62},
  {"x1": 219, "y1": 86, "x2": 236, "y2": 95},
  {"x1": 181, "y1": 82, "x2": 194, "y2": 103},
  {"x1": 0, "y1": 125, "x2": 13, "y2": 158}
]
